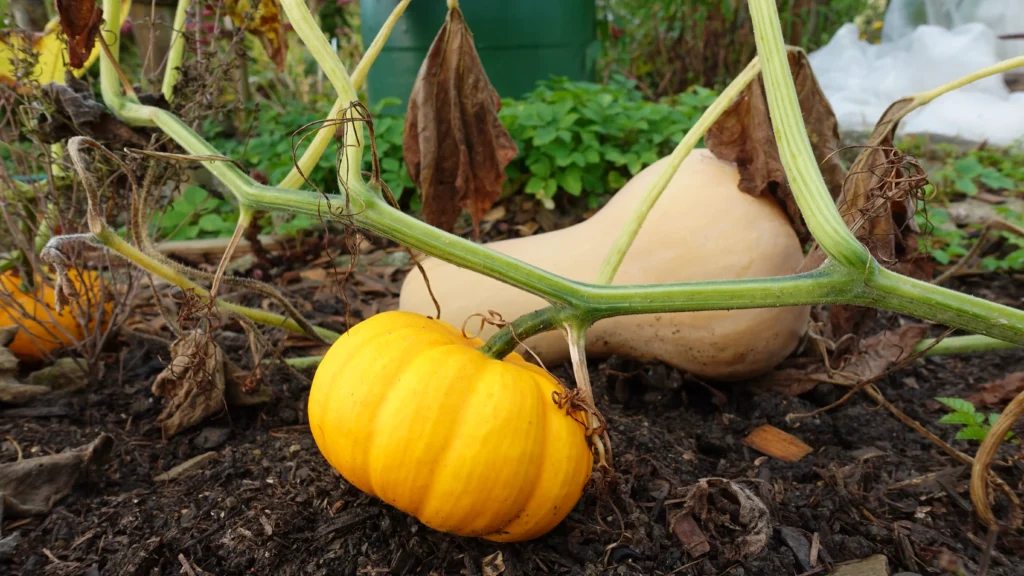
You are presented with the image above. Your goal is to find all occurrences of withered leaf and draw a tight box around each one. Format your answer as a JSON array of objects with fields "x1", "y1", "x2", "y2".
[
  {"x1": 36, "y1": 75, "x2": 150, "y2": 147},
  {"x1": 757, "y1": 324, "x2": 929, "y2": 396},
  {"x1": 225, "y1": 0, "x2": 289, "y2": 71},
  {"x1": 966, "y1": 371, "x2": 1024, "y2": 408},
  {"x1": 0, "y1": 433, "x2": 113, "y2": 516},
  {"x1": 403, "y1": 6, "x2": 519, "y2": 235},
  {"x1": 55, "y1": 0, "x2": 104, "y2": 70},
  {"x1": 151, "y1": 331, "x2": 227, "y2": 439},
  {"x1": 800, "y1": 99, "x2": 933, "y2": 340},
  {"x1": 681, "y1": 478, "x2": 770, "y2": 561},
  {"x1": 706, "y1": 49, "x2": 845, "y2": 244}
]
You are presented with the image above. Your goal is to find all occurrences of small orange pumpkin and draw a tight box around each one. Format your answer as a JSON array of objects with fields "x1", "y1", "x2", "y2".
[
  {"x1": 308, "y1": 310, "x2": 593, "y2": 542},
  {"x1": 0, "y1": 270, "x2": 109, "y2": 360}
]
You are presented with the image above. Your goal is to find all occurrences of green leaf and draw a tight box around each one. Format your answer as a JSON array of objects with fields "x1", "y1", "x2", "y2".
[
  {"x1": 533, "y1": 126, "x2": 558, "y2": 146},
  {"x1": 380, "y1": 157, "x2": 400, "y2": 172},
  {"x1": 953, "y1": 157, "x2": 984, "y2": 179},
  {"x1": 583, "y1": 148, "x2": 601, "y2": 164},
  {"x1": 558, "y1": 166, "x2": 583, "y2": 196},
  {"x1": 936, "y1": 397, "x2": 976, "y2": 414},
  {"x1": 979, "y1": 169, "x2": 1015, "y2": 191},
  {"x1": 525, "y1": 176, "x2": 546, "y2": 195},
  {"x1": 608, "y1": 171, "x2": 627, "y2": 190},
  {"x1": 544, "y1": 178, "x2": 558, "y2": 197},
  {"x1": 182, "y1": 185, "x2": 210, "y2": 207},
  {"x1": 527, "y1": 155, "x2": 552, "y2": 179},
  {"x1": 954, "y1": 177, "x2": 978, "y2": 195},
  {"x1": 198, "y1": 214, "x2": 229, "y2": 233},
  {"x1": 939, "y1": 412, "x2": 982, "y2": 426},
  {"x1": 955, "y1": 426, "x2": 990, "y2": 441}
]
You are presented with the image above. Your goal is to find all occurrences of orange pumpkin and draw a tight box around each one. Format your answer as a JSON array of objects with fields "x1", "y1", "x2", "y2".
[
  {"x1": 308, "y1": 310, "x2": 593, "y2": 542},
  {"x1": 0, "y1": 270, "x2": 110, "y2": 360}
]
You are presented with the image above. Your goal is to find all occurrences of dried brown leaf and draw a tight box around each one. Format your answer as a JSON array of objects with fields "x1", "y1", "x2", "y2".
[
  {"x1": 0, "y1": 433, "x2": 113, "y2": 516},
  {"x1": 225, "y1": 0, "x2": 289, "y2": 71},
  {"x1": 55, "y1": 0, "x2": 103, "y2": 70},
  {"x1": 966, "y1": 372, "x2": 1024, "y2": 408},
  {"x1": 758, "y1": 324, "x2": 929, "y2": 396},
  {"x1": 151, "y1": 331, "x2": 226, "y2": 439},
  {"x1": 682, "y1": 478, "x2": 770, "y2": 561},
  {"x1": 37, "y1": 76, "x2": 149, "y2": 147},
  {"x1": 800, "y1": 99, "x2": 933, "y2": 340},
  {"x1": 706, "y1": 50, "x2": 845, "y2": 244},
  {"x1": 403, "y1": 6, "x2": 518, "y2": 235}
]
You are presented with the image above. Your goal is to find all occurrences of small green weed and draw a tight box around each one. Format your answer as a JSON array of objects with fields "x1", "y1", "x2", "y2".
[
  {"x1": 935, "y1": 397, "x2": 1017, "y2": 443},
  {"x1": 154, "y1": 185, "x2": 238, "y2": 241}
]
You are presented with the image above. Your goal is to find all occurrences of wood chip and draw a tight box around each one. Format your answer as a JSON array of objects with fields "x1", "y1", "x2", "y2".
[
  {"x1": 671, "y1": 513, "x2": 710, "y2": 557},
  {"x1": 153, "y1": 451, "x2": 219, "y2": 482},
  {"x1": 831, "y1": 555, "x2": 889, "y2": 576},
  {"x1": 742, "y1": 424, "x2": 813, "y2": 463}
]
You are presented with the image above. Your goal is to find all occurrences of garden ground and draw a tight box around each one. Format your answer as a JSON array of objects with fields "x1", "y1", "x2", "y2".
[{"x1": 1, "y1": 196, "x2": 1022, "y2": 576}]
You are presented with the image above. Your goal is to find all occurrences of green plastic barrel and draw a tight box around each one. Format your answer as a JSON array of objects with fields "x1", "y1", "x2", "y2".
[{"x1": 359, "y1": 0, "x2": 597, "y2": 114}]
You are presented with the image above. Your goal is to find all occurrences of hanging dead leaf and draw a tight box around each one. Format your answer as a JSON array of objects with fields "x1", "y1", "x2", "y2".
[
  {"x1": 225, "y1": 0, "x2": 289, "y2": 71},
  {"x1": 151, "y1": 331, "x2": 227, "y2": 439},
  {"x1": 799, "y1": 99, "x2": 933, "y2": 341},
  {"x1": 55, "y1": 0, "x2": 104, "y2": 70},
  {"x1": 0, "y1": 433, "x2": 113, "y2": 516},
  {"x1": 706, "y1": 49, "x2": 845, "y2": 244},
  {"x1": 403, "y1": 6, "x2": 519, "y2": 235},
  {"x1": 966, "y1": 372, "x2": 1024, "y2": 408}
]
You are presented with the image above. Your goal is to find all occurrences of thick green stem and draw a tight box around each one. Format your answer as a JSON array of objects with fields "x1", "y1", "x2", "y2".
[
  {"x1": 278, "y1": 0, "x2": 412, "y2": 190},
  {"x1": 161, "y1": 0, "x2": 191, "y2": 101},
  {"x1": 748, "y1": 0, "x2": 869, "y2": 269},
  {"x1": 279, "y1": 0, "x2": 362, "y2": 185},
  {"x1": 596, "y1": 58, "x2": 761, "y2": 283},
  {"x1": 479, "y1": 307, "x2": 571, "y2": 359}
]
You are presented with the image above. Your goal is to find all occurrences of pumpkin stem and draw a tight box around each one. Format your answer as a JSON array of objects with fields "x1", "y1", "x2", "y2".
[{"x1": 565, "y1": 322, "x2": 613, "y2": 472}]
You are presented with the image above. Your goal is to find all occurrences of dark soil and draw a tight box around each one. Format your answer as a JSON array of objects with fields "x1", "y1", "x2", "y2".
[{"x1": 1, "y1": 206, "x2": 1023, "y2": 576}]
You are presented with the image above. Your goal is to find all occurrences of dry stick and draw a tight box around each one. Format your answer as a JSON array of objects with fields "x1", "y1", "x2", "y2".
[
  {"x1": 970, "y1": 387, "x2": 1024, "y2": 530},
  {"x1": 861, "y1": 384, "x2": 1020, "y2": 521},
  {"x1": 933, "y1": 219, "x2": 1024, "y2": 286}
]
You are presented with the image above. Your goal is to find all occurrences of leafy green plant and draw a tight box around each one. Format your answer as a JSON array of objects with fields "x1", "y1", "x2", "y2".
[
  {"x1": 154, "y1": 185, "x2": 238, "y2": 241},
  {"x1": 362, "y1": 79, "x2": 717, "y2": 210},
  {"x1": 936, "y1": 397, "x2": 1017, "y2": 443},
  {"x1": 501, "y1": 77, "x2": 717, "y2": 208},
  {"x1": 916, "y1": 205, "x2": 1024, "y2": 272},
  {"x1": 936, "y1": 155, "x2": 1018, "y2": 196}
]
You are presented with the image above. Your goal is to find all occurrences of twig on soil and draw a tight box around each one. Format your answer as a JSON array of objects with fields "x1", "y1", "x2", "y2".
[
  {"x1": 177, "y1": 553, "x2": 198, "y2": 576},
  {"x1": 4, "y1": 436, "x2": 22, "y2": 461}
]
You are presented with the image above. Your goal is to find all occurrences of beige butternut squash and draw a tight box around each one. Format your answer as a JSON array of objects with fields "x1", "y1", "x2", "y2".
[{"x1": 399, "y1": 149, "x2": 810, "y2": 380}]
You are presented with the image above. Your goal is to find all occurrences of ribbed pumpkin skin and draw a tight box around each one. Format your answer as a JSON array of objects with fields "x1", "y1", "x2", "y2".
[
  {"x1": 308, "y1": 311, "x2": 593, "y2": 542},
  {"x1": 0, "y1": 271, "x2": 108, "y2": 360}
]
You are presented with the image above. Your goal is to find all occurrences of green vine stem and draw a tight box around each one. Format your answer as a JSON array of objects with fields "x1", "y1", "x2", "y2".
[
  {"x1": 916, "y1": 334, "x2": 1019, "y2": 356},
  {"x1": 161, "y1": 0, "x2": 191, "y2": 101},
  {"x1": 278, "y1": 0, "x2": 363, "y2": 186},
  {"x1": 595, "y1": 57, "x2": 761, "y2": 283},
  {"x1": 94, "y1": 0, "x2": 1023, "y2": 367},
  {"x1": 277, "y1": 0, "x2": 412, "y2": 190}
]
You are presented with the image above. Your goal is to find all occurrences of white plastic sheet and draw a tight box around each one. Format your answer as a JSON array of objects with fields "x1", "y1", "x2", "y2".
[{"x1": 808, "y1": 22, "x2": 1024, "y2": 147}]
